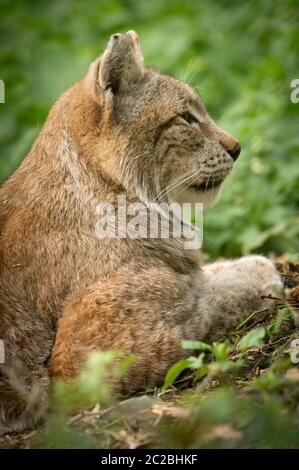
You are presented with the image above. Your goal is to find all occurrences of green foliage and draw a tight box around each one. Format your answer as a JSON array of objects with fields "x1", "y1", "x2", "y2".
[
  {"x1": 182, "y1": 339, "x2": 212, "y2": 351},
  {"x1": 163, "y1": 354, "x2": 205, "y2": 390},
  {"x1": 158, "y1": 306, "x2": 299, "y2": 448},
  {"x1": 267, "y1": 306, "x2": 295, "y2": 337},
  {"x1": 164, "y1": 339, "x2": 242, "y2": 390},
  {"x1": 237, "y1": 326, "x2": 266, "y2": 352},
  {"x1": 51, "y1": 350, "x2": 134, "y2": 413},
  {"x1": 172, "y1": 387, "x2": 299, "y2": 448},
  {"x1": 0, "y1": 0, "x2": 298, "y2": 257},
  {"x1": 33, "y1": 350, "x2": 135, "y2": 448}
]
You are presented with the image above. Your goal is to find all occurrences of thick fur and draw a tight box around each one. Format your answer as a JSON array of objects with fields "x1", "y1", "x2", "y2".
[{"x1": 0, "y1": 31, "x2": 283, "y2": 433}]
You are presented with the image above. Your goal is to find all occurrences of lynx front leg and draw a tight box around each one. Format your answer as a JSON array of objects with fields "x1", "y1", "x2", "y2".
[{"x1": 201, "y1": 255, "x2": 284, "y2": 339}]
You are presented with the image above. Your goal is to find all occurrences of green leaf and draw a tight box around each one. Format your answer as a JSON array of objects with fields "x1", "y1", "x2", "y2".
[
  {"x1": 163, "y1": 358, "x2": 192, "y2": 390},
  {"x1": 188, "y1": 353, "x2": 205, "y2": 369},
  {"x1": 182, "y1": 340, "x2": 212, "y2": 351},
  {"x1": 163, "y1": 354, "x2": 205, "y2": 390},
  {"x1": 194, "y1": 365, "x2": 209, "y2": 382},
  {"x1": 211, "y1": 342, "x2": 231, "y2": 361},
  {"x1": 237, "y1": 326, "x2": 266, "y2": 352},
  {"x1": 267, "y1": 307, "x2": 294, "y2": 337}
]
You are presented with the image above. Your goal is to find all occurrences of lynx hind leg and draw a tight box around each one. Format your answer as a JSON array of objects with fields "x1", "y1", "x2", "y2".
[
  {"x1": 0, "y1": 365, "x2": 49, "y2": 435},
  {"x1": 50, "y1": 307, "x2": 190, "y2": 395},
  {"x1": 49, "y1": 263, "x2": 209, "y2": 394}
]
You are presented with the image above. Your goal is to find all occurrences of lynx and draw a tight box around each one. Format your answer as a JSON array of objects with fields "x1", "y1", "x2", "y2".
[{"x1": 0, "y1": 31, "x2": 283, "y2": 433}]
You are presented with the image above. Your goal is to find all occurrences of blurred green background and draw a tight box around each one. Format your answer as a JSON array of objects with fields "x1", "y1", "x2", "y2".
[{"x1": 0, "y1": 0, "x2": 298, "y2": 258}]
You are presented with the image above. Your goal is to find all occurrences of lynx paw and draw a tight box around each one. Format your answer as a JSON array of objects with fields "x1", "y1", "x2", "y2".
[
  {"x1": 204, "y1": 255, "x2": 284, "y2": 306},
  {"x1": 233, "y1": 256, "x2": 284, "y2": 299}
]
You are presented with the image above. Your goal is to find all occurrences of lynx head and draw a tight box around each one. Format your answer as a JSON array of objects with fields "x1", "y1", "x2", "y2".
[{"x1": 73, "y1": 31, "x2": 241, "y2": 208}]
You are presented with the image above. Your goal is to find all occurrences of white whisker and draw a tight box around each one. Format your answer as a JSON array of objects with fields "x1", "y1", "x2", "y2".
[
  {"x1": 155, "y1": 168, "x2": 198, "y2": 202},
  {"x1": 172, "y1": 169, "x2": 202, "y2": 200},
  {"x1": 159, "y1": 169, "x2": 202, "y2": 202}
]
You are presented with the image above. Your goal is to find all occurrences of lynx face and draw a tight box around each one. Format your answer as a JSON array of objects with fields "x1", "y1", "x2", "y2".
[{"x1": 83, "y1": 31, "x2": 240, "y2": 208}]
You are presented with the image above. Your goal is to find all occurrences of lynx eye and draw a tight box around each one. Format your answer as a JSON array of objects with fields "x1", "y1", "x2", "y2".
[{"x1": 180, "y1": 112, "x2": 199, "y2": 126}]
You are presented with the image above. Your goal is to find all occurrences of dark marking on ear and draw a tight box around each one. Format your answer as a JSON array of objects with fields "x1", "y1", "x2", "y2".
[{"x1": 98, "y1": 31, "x2": 144, "y2": 96}]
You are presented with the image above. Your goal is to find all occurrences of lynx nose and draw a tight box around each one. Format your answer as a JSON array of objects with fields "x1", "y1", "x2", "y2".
[
  {"x1": 228, "y1": 142, "x2": 241, "y2": 161},
  {"x1": 218, "y1": 130, "x2": 241, "y2": 161},
  {"x1": 214, "y1": 125, "x2": 241, "y2": 161}
]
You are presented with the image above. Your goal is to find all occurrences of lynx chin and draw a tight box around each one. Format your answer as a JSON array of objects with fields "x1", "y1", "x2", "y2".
[{"x1": 0, "y1": 30, "x2": 284, "y2": 434}]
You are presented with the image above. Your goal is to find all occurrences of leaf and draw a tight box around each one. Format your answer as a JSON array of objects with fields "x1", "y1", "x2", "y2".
[
  {"x1": 194, "y1": 365, "x2": 209, "y2": 381},
  {"x1": 163, "y1": 358, "x2": 192, "y2": 390},
  {"x1": 182, "y1": 340, "x2": 212, "y2": 351},
  {"x1": 237, "y1": 326, "x2": 266, "y2": 352},
  {"x1": 209, "y1": 359, "x2": 243, "y2": 374},
  {"x1": 188, "y1": 354, "x2": 205, "y2": 369},
  {"x1": 163, "y1": 354, "x2": 205, "y2": 390},
  {"x1": 267, "y1": 307, "x2": 294, "y2": 337},
  {"x1": 211, "y1": 342, "x2": 231, "y2": 361}
]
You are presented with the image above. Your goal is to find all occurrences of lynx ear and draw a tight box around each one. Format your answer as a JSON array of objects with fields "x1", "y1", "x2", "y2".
[{"x1": 98, "y1": 31, "x2": 144, "y2": 94}]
